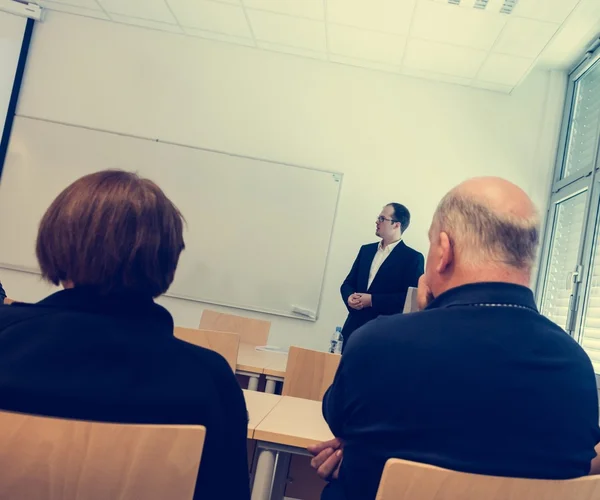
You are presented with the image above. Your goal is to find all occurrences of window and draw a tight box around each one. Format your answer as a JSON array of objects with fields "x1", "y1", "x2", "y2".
[
  {"x1": 537, "y1": 45, "x2": 600, "y2": 374},
  {"x1": 561, "y1": 62, "x2": 600, "y2": 180},
  {"x1": 539, "y1": 191, "x2": 587, "y2": 331}
]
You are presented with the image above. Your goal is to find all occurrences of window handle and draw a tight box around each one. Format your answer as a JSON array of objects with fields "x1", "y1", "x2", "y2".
[
  {"x1": 565, "y1": 265, "x2": 582, "y2": 334},
  {"x1": 566, "y1": 265, "x2": 582, "y2": 289}
]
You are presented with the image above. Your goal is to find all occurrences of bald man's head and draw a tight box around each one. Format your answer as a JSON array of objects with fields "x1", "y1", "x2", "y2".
[{"x1": 427, "y1": 177, "x2": 540, "y2": 291}]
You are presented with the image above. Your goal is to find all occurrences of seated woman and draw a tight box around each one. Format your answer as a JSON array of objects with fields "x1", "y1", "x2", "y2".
[{"x1": 0, "y1": 170, "x2": 250, "y2": 499}]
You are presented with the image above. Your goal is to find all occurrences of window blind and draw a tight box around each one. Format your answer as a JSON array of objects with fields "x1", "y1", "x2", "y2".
[
  {"x1": 581, "y1": 212, "x2": 600, "y2": 372},
  {"x1": 562, "y1": 61, "x2": 600, "y2": 179},
  {"x1": 540, "y1": 192, "x2": 587, "y2": 330}
]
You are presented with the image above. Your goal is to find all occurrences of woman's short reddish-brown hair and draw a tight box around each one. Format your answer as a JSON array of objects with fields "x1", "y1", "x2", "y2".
[{"x1": 36, "y1": 170, "x2": 185, "y2": 297}]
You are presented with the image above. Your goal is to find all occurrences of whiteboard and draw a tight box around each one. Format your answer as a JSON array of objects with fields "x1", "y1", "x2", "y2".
[{"x1": 0, "y1": 116, "x2": 342, "y2": 319}]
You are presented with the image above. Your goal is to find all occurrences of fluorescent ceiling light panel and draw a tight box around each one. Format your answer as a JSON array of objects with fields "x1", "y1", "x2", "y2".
[{"x1": 432, "y1": 0, "x2": 519, "y2": 14}]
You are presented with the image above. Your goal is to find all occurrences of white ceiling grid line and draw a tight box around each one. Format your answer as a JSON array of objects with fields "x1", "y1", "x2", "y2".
[
  {"x1": 323, "y1": 0, "x2": 331, "y2": 62},
  {"x1": 470, "y1": 16, "x2": 509, "y2": 85},
  {"x1": 29, "y1": 0, "x2": 598, "y2": 94},
  {"x1": 162, "y1": 0, "x2": 181, "y2": 25},
  {"x1": 398, "y1": 0, "x2": 420, "y2": 70},
  {"x1": 238, "y1": 0, "x2": 259, "y2": 47},
  {"x1": 93, "y1": 0, "x2": 112, "y2": 20}
]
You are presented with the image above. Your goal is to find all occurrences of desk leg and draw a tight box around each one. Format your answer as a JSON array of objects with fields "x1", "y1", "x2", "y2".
[
  {"x1": 271, "y1": 451, "x2": 291, "y2": 500},
  {"x1": 265, "y1": 378, "x2": 277, "y2": 394},
  {"x1": 247, "y1": 375, "x2": 260, "y2": 391},
  {"x1": 251, "y1": 449, "x2": 276, "y2": 500}
]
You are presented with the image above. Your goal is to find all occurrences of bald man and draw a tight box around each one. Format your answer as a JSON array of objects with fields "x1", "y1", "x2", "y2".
[{"x1": 311, "y1": 178, "x2": 600, "y2": 500}]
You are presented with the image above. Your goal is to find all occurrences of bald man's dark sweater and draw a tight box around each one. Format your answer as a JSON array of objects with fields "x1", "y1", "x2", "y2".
[{"x1": 322, "y1": 283, "x2": 600, "y2": 500}]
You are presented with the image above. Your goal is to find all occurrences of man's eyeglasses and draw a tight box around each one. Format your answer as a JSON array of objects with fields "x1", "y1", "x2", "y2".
[{"x1": 377, "y1": 216, "x2": 398, "y2": 224}]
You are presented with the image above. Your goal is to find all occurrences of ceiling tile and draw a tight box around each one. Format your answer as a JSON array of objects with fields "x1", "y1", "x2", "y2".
[
  {"x1": 477, "y1": 53, "x2": 534, "y2": 86},
  {"x1": 183, "y1": 27, "x2": 255, "y2": 47},
  {"x1": 327, "y1": 0, "x2": 417, "y2": 35},
  {"x1": 36, "y1": 1, "x2": 108, "y2": 19},
  {"x1": 512, "y1": 0, "x2": 580, "y2": 24},
  {"x1": 411, "y1": 1, "x2": 507, "y2": 51},
  {"x1": 168, "y1": 0, "x2": 251, "y2": 37},
  {"x1": 537, "y1": 0, "x2": 600, "y2": 69},
  {"x1": 400, "y1": 67, "x2": 473, "y2": 87},
  {"x1": 244, "y1": 0, "x2": 324, "y2": 20},
  {"x1": 99, "y1": 0, "x2": 176, "y2": 23},
  {"x1": 328, "y1": 24, "x2": 406, "y2": 65},
  {"x1": 37, "y1": 0, "x2": 100, "y2": 9},
  {"x1": 493, "y1": 18, "x2": 559, "y2": 58},
  {"x1": 403, "y1": 38, "x2": 487, "y2": 78},
  {"x1": 248, "y1": 9, "x2": 326, "y2": 52},
  {"x1": 472, "y1": 81, "x2": 514, "y2": 94},
  {"x1": 110, "y1": 14, "x2": 183, "y2": 33},
  {"x1": 330, "y1": 54, "x2": 401, "y2": 73},
  {"x1": 257, "y1": 41, "x2": 328, "y2": 61}
]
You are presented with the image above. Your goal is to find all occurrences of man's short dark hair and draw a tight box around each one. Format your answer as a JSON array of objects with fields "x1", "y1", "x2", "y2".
[
  {"x1": 36, "y1": 170, "x2": 185, "y2": 297},
  {"x1": 387, "y1": 203, "x2": 411, "y2": 233}
]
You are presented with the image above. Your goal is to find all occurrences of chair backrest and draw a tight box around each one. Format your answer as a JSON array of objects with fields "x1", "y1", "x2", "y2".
[
  {"x1": 403, "y1": 287, "x2": 419, "y2": 313},
  {"x1": 376, "y1": 458, "x2": 600, "y2": 500},
  {"x1": 174, "y1": 327, "x2": 240, "y2": 371},
  {"x1": 0, "y1": 410, "x2": 206, "y2": 500},
  {"x1": 199, "y1": 309, "x2": 270, "y2": 346},
  {"x1": 282, "y1": 346, "x2": 341, "y2": 401}
]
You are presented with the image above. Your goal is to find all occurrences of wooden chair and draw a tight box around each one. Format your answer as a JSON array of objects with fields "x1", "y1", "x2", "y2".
[
  {"x1": 174, "y1": 327, "x2": 240, "y2": 371},
  {"x1": 0, "y1": 410, "x2": 206, "y2": 500},
  {"x1": 281, "y1": 346, "x2": 340, "y2": 499},
  {"x1": 282, "y1": 346, "x2": 341, "y2": 402},
  {"x1": 375, "y1": 458, "x2": 600, "y2": 500},
  {"x1": 199, "y1": 309, "x2": 270, "y2": 346}
]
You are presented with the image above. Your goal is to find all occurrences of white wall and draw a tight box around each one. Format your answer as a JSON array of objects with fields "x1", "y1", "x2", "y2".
[{"x1": 1, "y1": 11, "x2": 566, "y2": 350}]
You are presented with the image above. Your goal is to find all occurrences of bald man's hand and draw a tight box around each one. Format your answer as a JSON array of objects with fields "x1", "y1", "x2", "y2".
[
  {"x1": 417, "y1": 275, "x2": 434, "y2": 310},
  {"x1": 308, "y1": 438, "x2": 343, "y2": 480}
]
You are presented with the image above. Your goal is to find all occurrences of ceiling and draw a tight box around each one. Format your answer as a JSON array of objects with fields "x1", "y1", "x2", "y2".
[{"x1": 29, "y1": 0, "x2": 600, "y2": 94}]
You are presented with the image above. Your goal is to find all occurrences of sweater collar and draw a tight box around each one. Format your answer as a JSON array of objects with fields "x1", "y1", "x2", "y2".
[
  {"x1": 426, "y1": 282, "x2": 538, "y2": 312},
  {"x1": 33, "y1": 287, "x2": 174, "y2": 334}
]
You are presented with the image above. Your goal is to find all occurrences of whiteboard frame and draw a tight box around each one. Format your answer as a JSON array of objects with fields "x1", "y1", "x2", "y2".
[{"x1": 0, "y1": 115, "x2": 344, "y2": 321}]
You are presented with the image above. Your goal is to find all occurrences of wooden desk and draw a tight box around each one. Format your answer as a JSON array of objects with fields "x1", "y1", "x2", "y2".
[
  {"x1": 237, "y1": 343, "x2": 273, "y2": 375},
  {"x1": 243, "y1": 390, "x2": 282, "y2": 439},
  {"x1": 263, "y1": 355, "x2": 288, "y2": 378},
  {"x1": 237, "y1": 343, "x2": 288, "y2": 393},
  {"x1": 251, "y1": 396, "x2": 333, "y2": 500},
  {"x1": 254, "y1": 396, "x2": 332, "y2": 448}
]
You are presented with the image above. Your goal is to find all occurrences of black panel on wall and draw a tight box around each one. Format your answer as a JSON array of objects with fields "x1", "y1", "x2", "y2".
[{"x1": 0, "y1": 18, "x2": 34, "y2": 180}]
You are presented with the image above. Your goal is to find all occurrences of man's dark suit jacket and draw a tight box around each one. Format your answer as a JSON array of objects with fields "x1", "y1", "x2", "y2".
[
  {"x1": 0, "y1": 287, "x2": 250, "y2": 500},
  {"x1": 323, "y1": 282, "x2": 600, "y2": 500},
  {"x1": 0, "y1": 281, "x2": 5, "y2": 302},
  {"x1": 340, "y1": 241, "x2": 424, "y2": 344}
]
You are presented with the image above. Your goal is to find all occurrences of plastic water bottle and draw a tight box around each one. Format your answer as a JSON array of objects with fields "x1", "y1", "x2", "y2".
[{"x1": 329, "y1": 326, "x2": 343, "y2": 354}]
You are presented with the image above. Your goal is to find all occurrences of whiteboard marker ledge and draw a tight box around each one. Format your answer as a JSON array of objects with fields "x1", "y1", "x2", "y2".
[{"x1": 291, "y1": 306, "x2": 316, "y2": 320}]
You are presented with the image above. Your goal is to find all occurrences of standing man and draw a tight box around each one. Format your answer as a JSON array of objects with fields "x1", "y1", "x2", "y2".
[{"x1": 340, "y1": 203, "x2": 424, "y2": 347}]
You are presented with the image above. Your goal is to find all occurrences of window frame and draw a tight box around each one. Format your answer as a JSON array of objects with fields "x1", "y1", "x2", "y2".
[{"x1": 536, "y1": 44, "x2": 600, "y2": 364}]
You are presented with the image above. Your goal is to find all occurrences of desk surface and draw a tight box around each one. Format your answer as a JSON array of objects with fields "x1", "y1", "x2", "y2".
[
  {"x1": 237, "y1": 343, "x2": 288, "y2": 377},
  {"x1": 253, "y1": 396, "x2": 334, "y2": 449},
  {"x1": 243, "y1": 389, "x2": 282, "y2": 439},
  {"x1": 263, "y1": 353, "x2": 288, "y2": 378}
]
